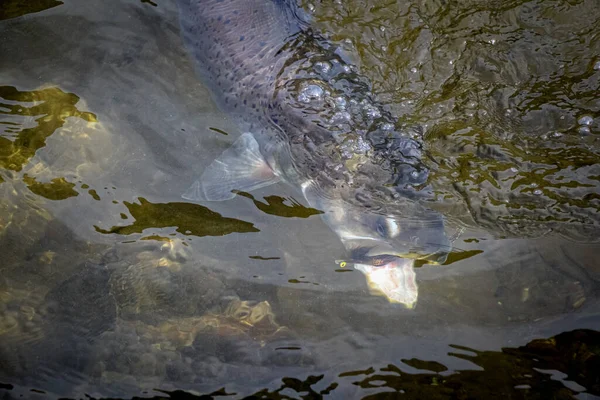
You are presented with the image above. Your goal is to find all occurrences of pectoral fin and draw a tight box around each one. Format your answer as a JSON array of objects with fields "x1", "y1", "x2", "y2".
[{"x1": 183, "y1": 132, "x2": 280, "y2": 201}]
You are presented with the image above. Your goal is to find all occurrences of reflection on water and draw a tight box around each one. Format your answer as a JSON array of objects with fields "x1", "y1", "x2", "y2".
[
  {"x1": 1, "y1": 329, "x2": 597, "y2": 398},
  {"x1": 22, "y1": 174, "x2": 78, "y2": 200},
  {"x1": 94, "y1": 197, "x2": 259, "y2": 237},
  {"x1": 0, "y1": 86, "x2": 97, "y2": 172},
  {"x1": 249, "y1": 256, "x2": 281, "y2": 261},
  {"x1": 307, "y1": 0, "x2": 600, "y2": 241},
  {"x1": 0, "y1": 0, "x2": 63, "y2": 21},
  {"x1": 236, "y1": 192, "x2": 323, "y2": 219},
  {"x1": 438, "y1": 249, "x2": 483, "y2": 266},
  {"x1": 427, "y1": 119, "x2": 600, "y2": 240},
  {"x1": 140, "y1": 0, "x2": 158, "y2": 7},
  {"x1": 349, "y1": 329, "x2": 600, "y2": 399},
  {"x1": 0, "y1": 0, "x2": 599, "y2": 398}
]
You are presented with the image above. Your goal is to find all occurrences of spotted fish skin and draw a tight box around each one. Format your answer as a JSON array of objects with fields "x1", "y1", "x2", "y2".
[
  {"x1": 178, "y1": 0, "x2": 427, "y2": 196},
  {"x1": 177, "y1": 0, "x2": 301, "y2": 120},
  {"x1": 177, "y1": 0, "x2": 450, "y2": 266}
]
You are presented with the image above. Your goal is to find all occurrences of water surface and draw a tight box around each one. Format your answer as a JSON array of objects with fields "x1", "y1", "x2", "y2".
[{"x1": 0, "y1": 0, "x2": 599, "y2": 398}]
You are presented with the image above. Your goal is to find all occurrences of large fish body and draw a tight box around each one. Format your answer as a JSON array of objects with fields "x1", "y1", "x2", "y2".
[{"x1": 176, "y1": 0, "x2": 450, "y2": 307}]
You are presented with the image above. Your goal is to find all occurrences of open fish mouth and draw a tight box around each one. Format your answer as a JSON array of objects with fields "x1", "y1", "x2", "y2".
[
  {"x1": 352, "y1": 256, "x2": 418, "y2": 308},
  {"x1": 342, "y1": 232, "x2": 451, "y2": 267}
]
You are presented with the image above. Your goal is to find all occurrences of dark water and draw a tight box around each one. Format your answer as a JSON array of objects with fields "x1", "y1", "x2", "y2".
[{"x1": 0, "y1": 0, "x2": 599, "y2": 398}]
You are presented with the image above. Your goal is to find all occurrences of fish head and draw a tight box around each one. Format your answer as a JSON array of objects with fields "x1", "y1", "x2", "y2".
[
  {"x1": 303, "y1": 184, "x2": 450, "y2": 307},
  {"x1": 334, "y1": 206, "x2": 449, "y2": 307},
  {"x1": 342, "y1": 208, "x2": 450, "y2": 308},
  {"x1": 336, "y1": 210, "x2": 449, "y2": 264},
  {"x1": 314, "y1": 194, "x2": 450, "y2": 262}
]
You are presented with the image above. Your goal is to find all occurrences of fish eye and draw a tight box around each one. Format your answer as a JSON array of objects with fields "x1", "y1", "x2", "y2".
[{"x1": 376, "y1": 218, "x2": 388, "y2": 237}]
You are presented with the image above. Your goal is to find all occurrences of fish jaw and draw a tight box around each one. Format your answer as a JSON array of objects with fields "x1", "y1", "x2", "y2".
[{"x1": 354, "y1": 257, "x2": 418, "y2": 308}]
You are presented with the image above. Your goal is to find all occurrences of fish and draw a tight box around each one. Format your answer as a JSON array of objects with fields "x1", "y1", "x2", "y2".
[{"x1": 175, "y1": 0, "x2": 451, "y2": 307}]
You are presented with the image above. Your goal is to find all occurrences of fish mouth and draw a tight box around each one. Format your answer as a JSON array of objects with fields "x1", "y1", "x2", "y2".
[
  {"x1": 341, "y1": 237, "x2": 450, "y2": 308},
  {"x1": 346, "y1": 240, "x2": 449, "y2": 266},
  {"x1": 353, "y1": 256, "x2": 418, "y2": 308}
]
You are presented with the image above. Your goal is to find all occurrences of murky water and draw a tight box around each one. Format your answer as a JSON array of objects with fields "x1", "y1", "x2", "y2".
[{"x1": 0, "y1": 0, "x2": 599, "y2": 398}]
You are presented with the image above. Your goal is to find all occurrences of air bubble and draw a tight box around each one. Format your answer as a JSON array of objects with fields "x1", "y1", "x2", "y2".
[
  {"x1": 330, "y1": 111, "x2": 351, "y2": 124},
  {"x1": 578, "y1": 115, "x2": 593, "y2": 126},
  {"x1": 298, "y1": 84, "x2": 324, "y2": 103},
  {"x1": 340, "y1": 135, "x2": 372, "y2": 158},
  {"x1": 594, "y1": 61, "x2": 600, "y2": 70},
  {"x1": 380, "y1": 26, "x2": 386, "y2": 32},
  {"x1": 307, "y1": 3, "x2": 315, "y2": 12},
  {"x1": 355, "y1": 136, "x2": 371, "y2": 153},
  {"x1": 334, "y1": 96, "x2": 347, "y2": 109},
  {"x1": 533, "y1": 189, "x2": 542, "y2": 195},
  {"x1": 314, "y1": 61, "x2": 331, "y2": 74},
  {"x1": 410, "y1": 67, "x2": 418, "y2": 73},
  {"x1": 363, "y1": 104, "x2": 382, "y2": 119},
  {"x1": 579, "y1": 126, "x2": 591, "y2": 135}
]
